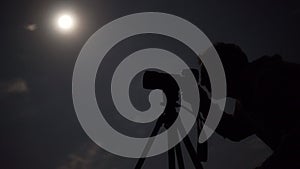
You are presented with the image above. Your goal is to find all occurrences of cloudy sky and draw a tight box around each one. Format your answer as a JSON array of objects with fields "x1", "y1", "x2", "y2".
[{"x1": 0, "y1": 0, "x2": 299, "y2": 169}]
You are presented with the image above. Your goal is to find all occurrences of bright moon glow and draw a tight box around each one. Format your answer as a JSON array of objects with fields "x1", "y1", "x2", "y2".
[{"x1": 57, "y1": 15, "x2": 74, "y2": 30}]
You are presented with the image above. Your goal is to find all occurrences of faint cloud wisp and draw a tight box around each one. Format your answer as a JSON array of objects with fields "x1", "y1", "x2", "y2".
[
  {"x1": 0, "y1": 78, "x2": 29, "y2": 94},
  {"x1": 25, "y1": 24, "x2": 38, "y2": 31}
]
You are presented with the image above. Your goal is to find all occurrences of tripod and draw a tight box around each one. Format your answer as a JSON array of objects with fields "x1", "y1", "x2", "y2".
[
  {"x1": 134, "y1": 105, "x2": 206, "y2": 169},
  {"x1": 138, "y1": 69, "x2": 208, "y2": 169}
]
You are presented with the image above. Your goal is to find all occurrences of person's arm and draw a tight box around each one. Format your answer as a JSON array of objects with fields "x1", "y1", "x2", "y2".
[
  {"x1": 199, "y1": 85, "x2": 254, "y2": 142},
  {"x1": 216, "y1": 100, "x2": 255, "y2": 142},
  {"x1": 254, "y1": 123, "x2": 300, "y2": 169}
]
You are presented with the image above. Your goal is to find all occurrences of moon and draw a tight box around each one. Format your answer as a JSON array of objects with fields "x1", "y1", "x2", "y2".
[{"x1": 57, "y1": 14, "x2": 75, "y2": 31}]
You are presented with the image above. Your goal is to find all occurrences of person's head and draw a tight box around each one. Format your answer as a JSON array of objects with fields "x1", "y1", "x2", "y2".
[
  {"x1": 214, "y1": 43, "x2": 248, "y2": 80},
  {"x1": 200, "y1": 43, "x2": 249, "y2": 97}
]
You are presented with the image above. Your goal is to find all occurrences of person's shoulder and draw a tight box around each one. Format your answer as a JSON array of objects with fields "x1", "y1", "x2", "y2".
[
  {"x1": 241, "y1": 55, "x2": 283, "y2": 77},
  {"x1": 237, "y1": 55, "x2": 283, "y2": 96},
  {"x1": 250, "y1": 55, "x2": 283, "y2": 67}
]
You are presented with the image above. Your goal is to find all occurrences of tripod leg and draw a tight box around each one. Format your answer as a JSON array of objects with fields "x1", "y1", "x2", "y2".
[
  {"x1": 177, "y1": 119, "x2": 204, "y2": 169},
  {"x1": 180, "y1": 105, "x2": 206, "y2": 167},
  {"x1": 175, "y1": 144, "x2": 185, "y2": 169},
  {"x1": 182, "y1": 135, "x2": 204, "y2": 169},
  {"x1": 197, "y1": 140, "x2": 208, "y2": 162},
  {"x1": 197, "y1": 116, "x2": 208, "y2": 162},
  {"x1": 134, "y1": 120, "x2": 163, "y2": 169},
  {"x1": 168, "y1": 148, "x2": 176, "y2": 169},
  {"x1": 167, "y1": 125, "x2": 177, "y2": 169},
  {"x1": 134, "y1": 157, "x2": 146, "y2": 169}
]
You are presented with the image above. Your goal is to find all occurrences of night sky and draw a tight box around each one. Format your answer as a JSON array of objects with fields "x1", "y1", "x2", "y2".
[{"x1": 1, "y1": 0, "x2": 300, "y2": 169}]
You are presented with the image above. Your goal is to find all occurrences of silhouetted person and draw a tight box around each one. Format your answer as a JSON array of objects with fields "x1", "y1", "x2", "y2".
[{"x1": 200, "y1": 43, "x2": 300, "y2": 169}]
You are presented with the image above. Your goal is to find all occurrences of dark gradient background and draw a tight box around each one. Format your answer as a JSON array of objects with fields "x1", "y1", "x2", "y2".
[{"x1": 0, "y1": 0, "x2": 299, "y2": 169}]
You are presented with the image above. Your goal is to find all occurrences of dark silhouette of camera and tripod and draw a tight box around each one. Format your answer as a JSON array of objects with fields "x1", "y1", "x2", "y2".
[{"x1": 136, "y1": 43, "x2": 300, "y2": 169}]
